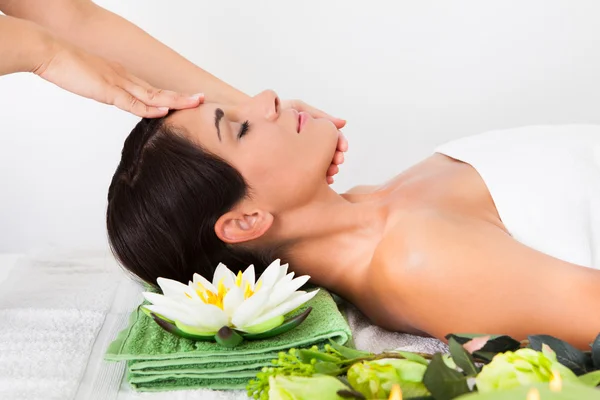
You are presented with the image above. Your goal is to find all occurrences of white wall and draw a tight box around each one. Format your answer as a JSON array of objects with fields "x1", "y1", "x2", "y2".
[{"x1": 1, "y1": 0, "x2": 599, "y2": 252}]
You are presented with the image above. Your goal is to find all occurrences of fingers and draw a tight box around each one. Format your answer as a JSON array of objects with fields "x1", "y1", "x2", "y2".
[
  {"x1": 110, "y1": 87, "x2": 171, "y2": 118},
  {"x1": 332, "y1": 151, "x2": 344, "y2": 165},
  {"x1": 327, "y1": 164, "x2": 339, "y2": 177},
  {"x1": 332, "y1": 118, "x2": 347, "y2": 129},
  {"x1": 122, "y1": 75, "x2": 204, "y2": 112}
]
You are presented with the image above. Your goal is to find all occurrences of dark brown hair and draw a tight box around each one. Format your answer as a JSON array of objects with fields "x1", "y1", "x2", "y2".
[{"x1": 106, "y1": 115, "x2": 275, "y2": 286}]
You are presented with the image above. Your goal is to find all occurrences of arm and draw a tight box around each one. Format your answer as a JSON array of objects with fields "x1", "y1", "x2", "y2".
[
  {"x1": 387, "y1": 219, "x2": 600, "y2": 350},
  {"x1": 0, "y1": 0, "x2": 249, "y2": 104},
  {"x1": 1, "y1": 0, "x2": 348, "y2": 176},
  {"x1": 0, "y1": 14, "x2": 201, "y2": 117},
  {"x1": 0, "y1": 14, "x2": 53, "y2": 76}
]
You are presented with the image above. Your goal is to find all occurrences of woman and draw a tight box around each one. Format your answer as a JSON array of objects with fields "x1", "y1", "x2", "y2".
[{"x1": 107, "y1": 90, "x2": 600, "y2": 349}]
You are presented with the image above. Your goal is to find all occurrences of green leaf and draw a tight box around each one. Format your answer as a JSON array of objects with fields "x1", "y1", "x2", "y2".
[
  {"x1": 242, "y1": 315, "x2": 284, "y2": 334},
  {"x1": 395, "y1": 351, "x2": 430, "y2": 366},
  {"x1": 298, "y1": 349, "x2": 341, "y2": 364},
  {"x1": 528, "y1": 334, "x2": 588, "y2": 375},
  {"x1": 592, "y1": 333, "x2": 600, "y2": 369},
  {"x1": 422, "y1": 353, "x2": 470, "y2": 400},
  {"x1": 400, "y1": 381, "x2": 432, "y2": 399},
  {"x1": 328, "y1": 339, "x2": 373, "y2": 359},
  {"x1": 315, "y1": 361, "x2": 344, "y2": 376},
  {"x1": 446, "y1": 334, "x2": 520, "y2": 353},
  {"x1": 241, "y1": 307, "x2": 312, "y2": 340},
  {"x1": 448, "y1": 338, "x2": 479, "y2": 376},
  {"x1": 140, "y1": 306, "x2": 174, "y2": 324},
  {"x1": 579, "y1": 370, "x2": 600, "y2": 387},
  {"x1": 149, "y1": 313, "x2": 215, "y2": 341}
]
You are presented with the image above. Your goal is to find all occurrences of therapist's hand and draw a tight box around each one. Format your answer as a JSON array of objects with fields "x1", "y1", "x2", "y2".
[
  {"x1": 281, "y1": 99, "x2": 348, "y2": 184},
  {"x1": 33, "y1": 40, "x2": 204, "y2": 118}
]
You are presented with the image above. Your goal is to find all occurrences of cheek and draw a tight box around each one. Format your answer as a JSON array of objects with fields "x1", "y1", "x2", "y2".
[
  {"x1": 230, "y1": 124, "x2": 337, "y2": 206},
  {"x1": 237, "y1": 151, "x2": 318, "y2": 207}
]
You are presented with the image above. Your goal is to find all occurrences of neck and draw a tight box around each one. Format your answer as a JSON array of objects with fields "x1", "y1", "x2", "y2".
[{"x1": 266, "y1": 187, "x2": 389, "y2": 300}]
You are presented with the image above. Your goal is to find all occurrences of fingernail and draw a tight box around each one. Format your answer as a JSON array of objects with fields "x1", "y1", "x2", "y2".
[
  {"x1": 158, "y1": 107, "x2": 169, "y2": 112},
  {"x1": 190, "y1": 93, "x2": 204, "y2": 101}
]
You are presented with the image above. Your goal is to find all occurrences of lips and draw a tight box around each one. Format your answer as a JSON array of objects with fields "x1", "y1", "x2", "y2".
[{"x1": 297, "y1": 112, "x2": 309, "y2": 133}]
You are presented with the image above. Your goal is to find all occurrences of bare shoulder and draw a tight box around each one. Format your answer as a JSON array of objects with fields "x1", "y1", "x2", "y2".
[
  {"x1": 366, "y1": 211, "x2": 459, "y2": 331},
  {"x1": 344, "y1": 185, "x2": 380, "y2": 195},
  {"x1": 369, "y1": 211, "x2": 600, "y2": 348}
]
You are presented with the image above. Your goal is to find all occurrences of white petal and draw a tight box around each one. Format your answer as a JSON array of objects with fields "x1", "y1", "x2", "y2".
[
  {"x1": 242, "y1": 264, "x2": 256, "y2": 288},
  {"x1": 186, "y1": 282, "x2": 202, "y2": 300},
  {"x1": 185, "y1": 302, "x2": 229, "y2": 330},
  {"x1": 223, "y1": 285, "x2": 244, "y2": 319},
  {"x1": 156, "y1": 277, "x2": 191, "y2": 300},
  {"x1": 274, "y1": 272, "x2": 294, "y2": 288},
  {"x1": 256, "y1": 259, "x2": 282, "y2": 292},
  {"x1": 143, "y1": 292, "x2": 186, "y2": 308},
  {"x1": 265, "y1": 275, "x2": 311, "y2": 311},
  {"x1": 144, "y1": 292, "x2": 228, "y2": 331},
  {"x1": 144, "y1": 304, "x2": 199, "y2": 326},
  {"x1": 278, "y1": 263, "x2": 290, "y2": 281},
  {"x1": 250, "y1": 290, "x2": 319, "y2": 327},
  {"x1": 192, "y1": 273, "x2": 217, "y2": 293},
  {"x1": 213, "y1": 262, "x2": 236, "y2": 288},
  {"x1": 142, "y1": 291, "x2": 163, "y2": 305},
  {"x1": 143, "y1": 292, "x2": 200, "y2": 318},
  {"x1": 231, "y1": 289, "x2": 271, "y2": 328}
]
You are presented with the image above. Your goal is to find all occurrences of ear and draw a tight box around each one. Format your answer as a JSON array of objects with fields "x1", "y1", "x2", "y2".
[{"x1": 214, "y1": 209, "x2": 274, "y2": 244}]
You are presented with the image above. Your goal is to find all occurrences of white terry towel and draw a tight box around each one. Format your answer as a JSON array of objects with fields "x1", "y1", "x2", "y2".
[{"x1": 0, "y1": 249, "x2": 124, "y2": 400}]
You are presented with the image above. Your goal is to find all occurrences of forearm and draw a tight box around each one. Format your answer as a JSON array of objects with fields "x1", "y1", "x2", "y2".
[
  {"x1": 2, "y1": 0, "x2": 250, "y2": 104},
  {"x1": 0, "y1": 15, "x2": 54, "y2": 76}
]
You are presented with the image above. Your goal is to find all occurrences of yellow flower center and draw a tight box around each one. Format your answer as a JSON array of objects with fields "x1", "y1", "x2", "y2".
[
  {"x1": 549, "y1": 369, "x2": 562, "y2": 392},
  {"x1": 236, "y1": 270, "x2": 262, "y2": 299},
  {"x1": 184, "y1": 271, "x2": 263, "y2": 309}
]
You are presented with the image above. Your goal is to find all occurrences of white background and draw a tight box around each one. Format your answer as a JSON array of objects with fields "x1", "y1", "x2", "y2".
[{"x1": 1, "y1": 0, "x2": 599, "y2": 252}]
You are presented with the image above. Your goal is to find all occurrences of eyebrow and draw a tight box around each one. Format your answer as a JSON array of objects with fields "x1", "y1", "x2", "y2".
[{"x1": 214, "y1": 108, "x2": 224, "y2": 141}]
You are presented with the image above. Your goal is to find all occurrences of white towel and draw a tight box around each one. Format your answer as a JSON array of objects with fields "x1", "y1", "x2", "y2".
[
  {"x1": 342, "y1": 303, "x2": 448, "y2": 355},
  {"x1": 436, "y1": 124, "x2": 600, "y2": 270},
  {"x1": 0, "y1": 249, "x2": 123, "y2": 400}
]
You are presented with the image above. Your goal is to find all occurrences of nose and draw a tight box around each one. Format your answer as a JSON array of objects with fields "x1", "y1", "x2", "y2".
[{"x1": 253, "y1": 89, "x2": 280, "y2": 121}]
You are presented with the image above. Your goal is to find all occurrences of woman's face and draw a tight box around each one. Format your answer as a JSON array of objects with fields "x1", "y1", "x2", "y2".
[{"x1": 168, "y1": 90, "x2": 339, "y2": 212}]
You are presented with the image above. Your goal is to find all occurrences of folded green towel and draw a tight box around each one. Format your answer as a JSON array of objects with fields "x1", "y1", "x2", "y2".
[{"x1": 104, "y1": 289, "x2": 352, "y2": 392}]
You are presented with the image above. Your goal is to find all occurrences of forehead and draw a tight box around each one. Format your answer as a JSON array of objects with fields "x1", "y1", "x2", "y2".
[{"x1": 167, "y1": 104, "x2": 222, "y2": 147}]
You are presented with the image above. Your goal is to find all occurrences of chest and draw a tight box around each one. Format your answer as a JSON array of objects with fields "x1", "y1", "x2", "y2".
[{"x1": 376, "y1": 154, "x2": 505, "y2": 230}]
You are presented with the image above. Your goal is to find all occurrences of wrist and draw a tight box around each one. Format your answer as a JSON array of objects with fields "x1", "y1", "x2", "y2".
[
  {"x1": 25, "y1": 23, "x2": 61, "y2": 75},
  {"x1": 224, "y1": 89, "x2": 251, "y2": 105},
  {"x1": 203, "y1": 83, "x2": 250, "y2": 105}
]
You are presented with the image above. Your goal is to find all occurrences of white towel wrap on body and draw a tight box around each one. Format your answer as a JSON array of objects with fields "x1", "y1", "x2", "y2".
[{"x1": 435, "y1": 124, "x2": 600, "y2": 270}]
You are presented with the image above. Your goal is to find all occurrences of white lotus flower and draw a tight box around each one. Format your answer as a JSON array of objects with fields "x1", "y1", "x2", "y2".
[{"x1": 142, "y1": 259, "x2": 318, "y2": 337}]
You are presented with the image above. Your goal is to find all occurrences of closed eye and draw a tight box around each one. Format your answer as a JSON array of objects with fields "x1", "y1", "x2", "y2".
[{"x1": 237, "y1": 120, "x2": 251, "y2": 139}]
